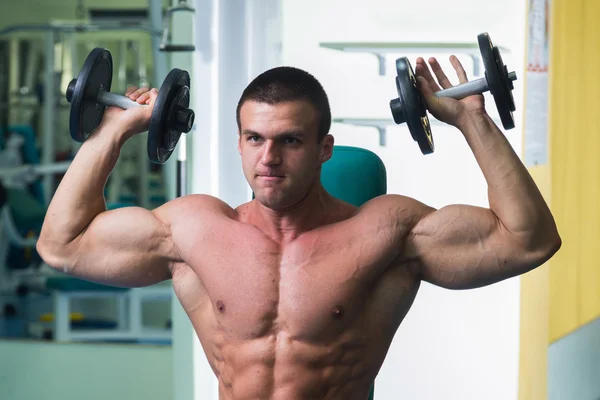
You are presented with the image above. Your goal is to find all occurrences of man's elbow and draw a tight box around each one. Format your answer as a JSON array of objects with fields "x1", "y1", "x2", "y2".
[
  {"x1": 524, "y1": 224, "x2": 562, "y2": 266},
  {"x1": 545, "y1": 231, "x2": 562, "y2": 260},
  {"x1": 36, "y1": 238, "x2": 77, "y2": 274}
]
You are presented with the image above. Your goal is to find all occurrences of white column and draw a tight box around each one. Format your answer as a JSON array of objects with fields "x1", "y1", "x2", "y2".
[
  {"x1": 172, "y1": 0, "x2": 282, "y2": 399},
  {"x1": 168, "y1": 2, "x2": 196, "y2": 400},
  {"x1": 53, "y1": 293, "x2": 70, "y2": 342}
]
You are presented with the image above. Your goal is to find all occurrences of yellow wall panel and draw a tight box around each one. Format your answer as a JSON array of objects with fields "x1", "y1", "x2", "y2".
[
  {"x1": 548, "y1": 0, "x2": 600, "y2": 343},
  {"x1": 519, "y1": 161, "x2": 550, "y2": 399},
  {"x1": 578, "y1": 0, "x2": 600, "y2": 327}
]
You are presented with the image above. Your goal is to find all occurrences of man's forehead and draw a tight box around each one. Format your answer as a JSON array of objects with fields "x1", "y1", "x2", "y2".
[
  {"x1": 240, "y1": 100, "x2": 317, "y2": 121},
  {"x1": 238, "y1": 101, "x2": 321, "y2": 140}
]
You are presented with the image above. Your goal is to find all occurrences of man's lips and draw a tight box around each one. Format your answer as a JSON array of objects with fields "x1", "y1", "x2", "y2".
[
  {"x1": 256, "y1": 174, "x2": 285, "y2": 181},
  {"x1": 256, "y1": 172, "x2": 284, "y2": 177}
]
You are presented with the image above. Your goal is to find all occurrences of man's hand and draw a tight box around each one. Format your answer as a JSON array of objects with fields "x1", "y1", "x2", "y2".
[
  {"x1": 415, "y1": 56, "x2": 485, "y2": 128},
  {"x1": 95, "y1": 86, "x2": 159, "y2": 142}
]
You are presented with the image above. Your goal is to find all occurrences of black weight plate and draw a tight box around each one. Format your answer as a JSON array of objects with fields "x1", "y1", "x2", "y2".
[
  {"x1": 148, "y1": 68, "x2": 192, "y2": 164},
  {"x1": 67, "y1": 48, "x2": 113, "y2": 142},
  {"x1": 392, "y1": 57, "x2": 434, "y2": 155},
  {"x1": 503, "y1": 63, "x2": 517, "y2": 112},
  {"x1": 166, "y1": 86, "x2": 193, "y2": 146},
  {"x1": 478, "y1": 33, "x2": 515, "y2": 130}
]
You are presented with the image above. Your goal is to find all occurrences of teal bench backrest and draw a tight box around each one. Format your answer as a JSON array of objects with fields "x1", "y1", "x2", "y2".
[{"x1": 321, "y1": 145, "x2": 386, "y2": 206}]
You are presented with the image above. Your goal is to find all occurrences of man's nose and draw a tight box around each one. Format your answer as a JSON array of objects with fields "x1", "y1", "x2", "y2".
[{"x1": 261, "y1": 141, "x2": 281, "y2": 165}]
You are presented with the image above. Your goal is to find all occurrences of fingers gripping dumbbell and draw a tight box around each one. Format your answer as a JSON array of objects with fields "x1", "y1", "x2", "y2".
[
  {"x1": 66, "y1": 48, "x2": 195, "y2": 164},
  {"x1": 389, "y1": 32, "x2": 517, "y2": 155}
]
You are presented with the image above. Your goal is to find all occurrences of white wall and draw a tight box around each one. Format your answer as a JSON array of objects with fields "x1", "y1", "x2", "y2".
[{"x1": 281, "y1": 0, "x2": 526, "y2": 398}]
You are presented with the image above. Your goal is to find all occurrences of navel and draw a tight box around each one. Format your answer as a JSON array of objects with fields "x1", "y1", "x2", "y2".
[{"x1": 216, "y1": 300, "x2": 226, "y2": 313}]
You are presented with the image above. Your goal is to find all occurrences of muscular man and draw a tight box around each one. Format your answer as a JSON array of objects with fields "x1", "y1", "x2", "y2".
[{"x1": 37, "y1": 56, "x2": 561, "y2": 400}]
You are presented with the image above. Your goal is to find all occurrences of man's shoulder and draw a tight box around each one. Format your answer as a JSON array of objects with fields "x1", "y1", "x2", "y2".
[
  {"x1": 343, "y1": 194, "x2": 436, "y2": 240},
  {"x1": 157, "y1": 194, "x2": 240, "y2": 221},
  {"x1": 356, "y1": 194, "x2": 431, "y2": 217},
  {"x1": 306, "y1": 195, "x2": 428, "y2": 239}
]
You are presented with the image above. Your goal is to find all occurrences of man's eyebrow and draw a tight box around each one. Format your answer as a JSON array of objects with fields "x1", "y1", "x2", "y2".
[
  {"x1": 282, "y1": 131, "x2": 305, "y2": 137},
  {"x1": 242, "y1": 130, "x2": 262, "y2": 136},
  {"x1": 241, "y1": 130, "x2": 306, "y2": 137}
]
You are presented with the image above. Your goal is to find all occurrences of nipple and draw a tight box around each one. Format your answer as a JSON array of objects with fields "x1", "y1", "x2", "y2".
[
  {"x1": 216, "y1": 300, "x2": 226, "y2": 313},
  {"x1": 332, "y1": 306, "x2": 344, "y2": 319}
]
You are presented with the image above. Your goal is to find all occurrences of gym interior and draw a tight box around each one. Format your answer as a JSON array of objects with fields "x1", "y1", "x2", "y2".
[{"x1": 0, "y1": 0, "x2": 597, "y2": 399}]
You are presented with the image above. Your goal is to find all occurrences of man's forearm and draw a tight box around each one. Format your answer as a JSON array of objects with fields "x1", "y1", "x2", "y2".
[
  {"x1": 458, "y1": 112, "x2": 557, "y2": 241},
  {"x1": 39, "y1": 129, "x2": 125, "y2": 246}
]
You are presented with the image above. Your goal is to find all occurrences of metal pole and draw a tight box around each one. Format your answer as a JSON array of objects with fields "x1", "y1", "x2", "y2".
[
  {"x1": 0, "y1": 161, "x2": 71, "y2": 178},
  {"x1": 25, "y1": 40, "x2": 41, "y2": 90},
  {"x1": 117, "y1": 40, "x2": 128, "y2": 91},
  {"x1": 0, "y1": 23, "x2": 163, "y2": 36},
  {"x1": 148, "y1": 0, "x2": 175, "y2": 204},
  {"x1": 148, "y1": 0, "x2": 169, "y2": 85},
  {"x1": 104, "y1": 40, "x2": 129, "y2": 205},
  {"x1": 8, "y1": 39, "x2": 19, "y2": 125},
  {"x1": 134, "y1": 42, "x2": 150, "y2": 209},
  {"x1": 69, "y1": 33, "x2": 81, "y2": 155},
  {"x1": 43, "y1": 30, "x2": 56, "y2": 206}
]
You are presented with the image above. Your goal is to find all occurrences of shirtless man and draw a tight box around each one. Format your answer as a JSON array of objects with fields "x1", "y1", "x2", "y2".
[{"x1": 37, "y1": 56, "x2": 561, "y2": 400}]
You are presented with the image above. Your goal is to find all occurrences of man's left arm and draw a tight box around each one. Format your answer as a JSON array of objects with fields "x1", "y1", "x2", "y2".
[
  {"x1": 403, "y1": 112, "x2": 561, "y2": 289},
  {"x1": 392, "y1": 56, "x2": 561, "y2": 289}
]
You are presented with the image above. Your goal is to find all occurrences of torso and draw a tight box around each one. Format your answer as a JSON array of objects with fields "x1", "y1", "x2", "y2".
[{"x1": 170, "y1": 196, "x2": 421, "y2": 400}]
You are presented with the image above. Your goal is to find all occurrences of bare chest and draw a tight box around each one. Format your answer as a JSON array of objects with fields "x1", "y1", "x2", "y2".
[{"x1": 176, "y1": 238, "x2": 416, "y2": 343}]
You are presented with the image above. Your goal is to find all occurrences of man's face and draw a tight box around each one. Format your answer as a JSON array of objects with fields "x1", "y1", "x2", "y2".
[{"x1": 238, "y1": 100, "x2": 333, "y2": 211}]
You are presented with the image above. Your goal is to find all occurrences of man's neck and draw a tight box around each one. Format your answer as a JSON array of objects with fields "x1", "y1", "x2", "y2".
[{"x1": 251, "y1": 184, "x2": 334, "y2": 244}]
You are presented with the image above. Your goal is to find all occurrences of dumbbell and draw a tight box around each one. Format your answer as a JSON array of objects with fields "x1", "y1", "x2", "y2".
[
  {"x1": 389, "y1": 32, "x2": 517, "y2": 155},
  {"x1": 66, "y1": 47, "x2": 195, "y2": 164}
]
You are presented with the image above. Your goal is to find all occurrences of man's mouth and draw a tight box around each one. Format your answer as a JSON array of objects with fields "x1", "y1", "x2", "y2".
[{"x1": 257, "y1": 174, "x2": 285, "y2": 181}]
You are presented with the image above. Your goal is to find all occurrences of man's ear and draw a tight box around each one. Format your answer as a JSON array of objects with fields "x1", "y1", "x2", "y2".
[
  {"x1": 237, "y1": 133, "x2": 242, "y2": 154},
  {"x1": 320, "y1": 134, "x2": 334, "y2": 163}
]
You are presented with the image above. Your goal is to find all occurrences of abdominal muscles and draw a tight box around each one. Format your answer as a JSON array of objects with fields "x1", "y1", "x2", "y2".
[{"x1": 212, "y1": 327, "x2": 374, "y2": 400}]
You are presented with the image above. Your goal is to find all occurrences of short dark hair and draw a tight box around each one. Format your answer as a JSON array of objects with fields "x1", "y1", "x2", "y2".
[{"x1": 236, "y1": 66, "x2": 331, "y2": 142}]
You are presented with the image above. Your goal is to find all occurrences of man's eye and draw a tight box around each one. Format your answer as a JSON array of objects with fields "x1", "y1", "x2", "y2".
[
  {"x1": 249, "y1": 136, "x2": 261, "y2": 142},
  {"x1": 284, "y1": 137, "x2": 298, "y2": 144}
]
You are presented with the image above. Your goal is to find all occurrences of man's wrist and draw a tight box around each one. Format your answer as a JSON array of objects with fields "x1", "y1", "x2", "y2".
[
  {"x1": 456, "y1": 109, "x2": 493, "y2": 132},
  {"x1": 92, "y1": 123, "x2": 130, "y2": 148}
]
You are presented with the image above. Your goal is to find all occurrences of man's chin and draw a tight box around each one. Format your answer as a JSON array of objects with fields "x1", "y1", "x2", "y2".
[
  {"x1": 254, "y1": 191, "x2": 292, "y2": 211},
  {"x1": 256, "y1": 194, "x2": 282, "y2": 209}
]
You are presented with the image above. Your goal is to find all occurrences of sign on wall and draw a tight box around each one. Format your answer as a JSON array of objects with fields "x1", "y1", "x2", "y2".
[{"x1": 523, "y1": 0, "x2": 550, "y2": 167}]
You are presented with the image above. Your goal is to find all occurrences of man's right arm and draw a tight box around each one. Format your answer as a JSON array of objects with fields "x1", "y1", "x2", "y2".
[{"x1": 37, "y1": 88, "x2": 181, "y2": 288}]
